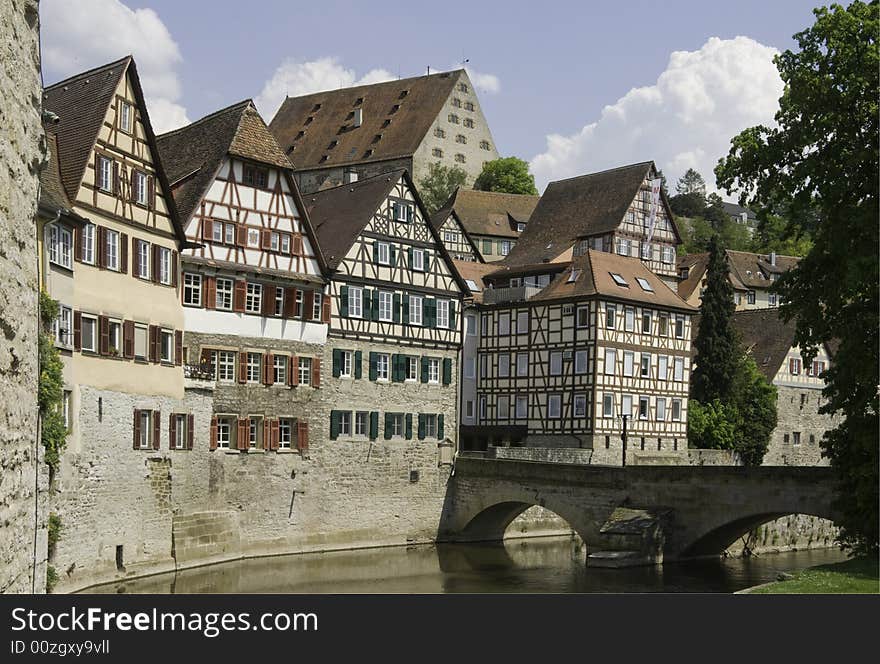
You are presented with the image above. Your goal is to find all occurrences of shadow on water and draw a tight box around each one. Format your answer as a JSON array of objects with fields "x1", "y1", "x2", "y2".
[{"x1": 83, "y1": 537, "x2": 849, "y2": 594}]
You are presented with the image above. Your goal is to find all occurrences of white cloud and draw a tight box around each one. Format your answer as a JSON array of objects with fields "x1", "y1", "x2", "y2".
[
  {"x1": 463, "y1": 66, "x2": 500, "y2": 94},
  {"x1": 529, "y1": 36, "x2": 783, "y2": 194},
  {"x1": 255, "y1": 57, "x2": 395, "y2": 118},
  {"x1": 41, "y1": 0, "x2": 189, "y2": 133}
]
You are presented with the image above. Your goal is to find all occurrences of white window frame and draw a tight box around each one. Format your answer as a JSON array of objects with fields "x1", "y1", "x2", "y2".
[
  {"x1": 405, "y1": 356, "x2": 418, "y2": 382},
  {"x1": 428, "y1": 358, "x2": 440, "y2": 384},
  {"x1": 573, "y1": 394, "x2": 587, "y2": 418},
  {"x1": 658, "y1": 355, "x2": 669, "y2": 380},
  {"x1": 437, "y1": 299, "x2": 450, "y2": 329},
  {"x1": 376, "y1": 353, "x2": 390, "y2": 381},
  {"x1": 273, "y1": 355, "x2": 287, "y2": 385},
  {"x1": 278, "y1": 418, "x2": 293, "y2": 448},
  {"x1": 107, "y1": 319, "x2": 122, "y2": 355},
  {"x1": 120, "y1": 101, "x2": 133, "y2": 133},
  {"x1": 547, "y1": 394, "x2": 562, "y2": 419},
  {"x1": 48, "y1": 225, "x2": 72, "y2": 269},
  {"x1": 516, "y1": 353, "x2": 529, "y2": 377},
  {"x1": 377, "y1": 242, "x2": 391, "y2": 265},
  {"x1": 498, "y1": 353, "x2": 510, "y2": 378},
  {"x1": 341, "y1": 350, "x2": 353, "y2": 378},
  {"x1": 496, "y1": 397, "x2": 509, "y2": 421},
  {"x1": 576, "y1": 306, "x2": 589, "y2": 329},
  {"x1": 212, "y1": 223, "x2": 223, "y2": 243},
  {"x1": 247, "y1": 228, "x2": 260, "y2": 248},
  {"x1": 674, "y1": 357, "x2": 685, "y2": 382},
  {"x1": 498, "y1": 312, "x2": 510, "y2": 336},
  {"x1": 640, "y1": 353, "x2": 651, "y2": 378},
  {"x1": 412, "y1": 248, "x2": 425, "y2": 271},
  {"x1": 134, "y1": 324, "x2": 147, "y2": 361},
  {"x1": 217, "y1": 351, "x2": 235, "y2": 382},
  {"x1": 173, "y1": 414, "x2": 187, "y2": 450},
  {"x1": 105, "y1": 229, "x2": 119, "y2": 271},
  {"x1": 550, "y1": 352, "x2": 563, "y2": 376},
  {"x1": 137, "y1": 240, "x2": 150, "y2": 279},
  {"x1": 516, "y1": 310, "x2": 528, "y2": 334},
  {"x1": 216, "y1": 417, "x2": 231, "y2": 449},
  {"x1": 247, "y1": 353, "x2": 261, "y2": 383},
  {"x1": 54, "y1": 305, "x2": 73, "y2": 348},
  {"x1": 605, "y1": 304, "x2": 616, "y2": 329},
  {"x1": 313, "y1": 293, "x2": 323, "y2": 320},
  {"x1": 160, "y1": 329, "x2": 173, "y2": 363},
  {"x1": 672, "y1": 399, "x2": 682, "y2": 421},
  {"x1": 81, "y1": 224, "x2": 95, "y2": 264},
  {"x1": 656, "y1": 398, "x2": 667, "y2": 421},
  {"x1": 355, "y1": 411, "x2": 368, "y2": 437},
  {"x1": 515, "y1": 396, "x2": 528, "y2": 419},
  {"x1": 97, "y1": 156, "x2": 113, "y2": 192},
  {"x1": 158, "y1": 247, "x2": 172, "y2": 285},
  {"x1": 575, "y1": 350, "x2": 588, "y2": 374},
  {"x1": 409, "y1": 295, "x2": 423, "y2": 326},
  {"x1": 298, "y1": 357, "x2": 312, "y2": 385},
  {"x1": 138, "y1": 410, "x2": 153, "y2": 449},
  {"x1": 245, "y1": 283, "x2": 262, "y2": 314},
  {"x1": 216, "y1": 278, "x2": 233, "y2": 310},
  {"x1": 639, "y1": 396, "x2": 649, "y2": 420},
  {"x1": 225, "y1": 223, "x2": 236, "y2": 245},
  {"x1": 80, "y1": 315, "x2": 97, "y2": 353},
  {"x1": 377, "y1": 291, "x2": 393, "y2": 322},
  {"x1": 134, "y1": 171, "x2": 148, "y2": 205},
  {"x1": 623, "y1": 351, "x2": 634, "y2": 377},
  {"x1": 348, "y1": 286, "x2": 363, "y2": 319},
  {"x1": 624, "y1": 307, "x2": 635, "y2": 332},
  {"x1": 622, "y1": 394, "x2": 633, "y2": 418},
  {"x1": 604, "y1": 349, "x2": 616, "y2": 375},
  {"x1": 603, "y1": 393, "x2": 614, "y2": 418}
]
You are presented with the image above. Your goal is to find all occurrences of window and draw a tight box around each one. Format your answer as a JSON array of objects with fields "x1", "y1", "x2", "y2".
[
  {"x1": 377, "y1": 242, "x2": 390, "y2": 264},
  {"x1": 137, "y1": 240, "x2": 150, "y2": 279},
  {"x1": 548, "y1": 395, "x2": 561, "y2": 419},
  {"x1": 436, "y1": 300, "x2": 450, "y2": 329},
  {"x1": 273, "y1": 355, "x2": 287, "y2": 385},
  {"x1": 656, "y1": 398, "x2": 667, "y2": 421},
  {"x1": 53, "y1": 305, "x2": 72, "y2": 347},
  {"x1": 247, "y1": 228, "x2": 260, "y2": 248},
  {"x1": 444, "y1": 230, "x2": 456, "y2": 243},
  {"x1": 605, "y1": 304, "x2": 616, "y2": 329},
  {"x1": 298, "y1": 357, "x2": 312, "y2": 385},
  {"x1": 134, "y1": 325, "x2": 146, "y2": 360},
  {"x1": 248, "y1": 417, "x2": 262, "y2": 449},
  {"x1": 225, "y1": 223, "x2": 235, "y2": 245},
  {"x1": 428, "y1": 358, "x2": 440, "y2": 383},
  {"x1": 97, "y1": 156, "x2": 113, "y2": 192},
  {"x1": 747, "y1": 291, "x2": 756, "y2": 305},
  {"x1": 269, "y1": 232, "x2": 280, "y2": 253},
  {"x1": 455, "y1": 153, "x2": 466, "y2": 164},
  {"x1": 61, "y1": 390, "x2": 70, "y2": 428},
  {"x1": 640, "y1": 354, "x2": 651, "y2": 378},
  {"x1": 624, "y1": 308, "x2": 635, "y2": 332},
  {"x1": 458, "y1": 82, "x2": 468, "y2": 93},
  {"x1": 661, "y1": 246, "x2": 675, "y2": 264},
  {"x1": 464, "y1": 358, "x2": 475, "y2": 379},
  {"x1": 411, "y1": 248, "x2": 425, "y2": 271},
  {"x1": 81, "y1": 224, "x2": 95, "y2": 264},
  {"x1": 621, "y1": 394, "x2": 633, "y2": 418},
  {"x1": 107, "y1": 320, "x2": 121, "y2": 355},
  {"x1": 247, "y1": 353, "x2": 261, "y2": 383},
  {"x1": 674, "y1": 357, "x2": 684, "y2": 381},
  {"x1": 120, "y1": 100, "x2": 133, "y2": 132},
  {"x1": 215, "y1": 417, "x2": 232, "y2": 449},
  {"x1": 658, "y1": 355, "x2": 668, "y2": 380},
  {"x1": 452, "y1": 97, "x2": 462, "y2": 108},
  {"x1": 245, "y1": 283, "x2": 262, "y2": 313},
  {"x1": 481, "y1": 239, "x2": 492, "y2": 255},
  {"x1": 389, "y1": 413, "x2": 404, "y2": 437},
  {"x1": 312, "y1": 292, "x2": 323, "y2": 320},
  {"x1": 348, "y1": 286, "x2": 363, "y2": 318},
  {"x1": 466, "y1": 314, "x2": 476, "y2": 336},
  {"x1": 465, "y1": 400, "x2": 474, "y2": 419},
  {"x1": 353, "y1": 411, "x2": 368, "y2": 437},
  {"x1": 48, "y1": 225, "x2": 72, "y2": 269},
  {"x1": 217, "y1": 351, "x2": 235, "y2": 382},
  {"x1": 500, "y1": 240, "x2": 511, "y2": 256},
  {"x1": 615, "y1": 239, "x2": 630, "y2": 257},
  {"x1": 456, "y1": 134, "x2": 466, "y2": 144},
  {"x1": 793, "y1": 431, "x2": 801, "y2": 446},
  {"x1": 133, "y1": 171, "x2": 148, "y2": 205},
  {"x1": 424, "y1": 414, "x2": 439, "y2": 437},
  {"x1": 160, "y1": 329, "x2": 173, "y2": 363},
  {"x1": 243, "y1": 165, "x2": 268, "y2": 189},
  {"x1": 409, "y1": 295, "x2": 423, "y2": 326},
  {"x1": 158, "y1": 247, "x2": 171, "y2": 285},
  {"x1": 603, "y1": 393, "x2": 614, "y2": 418},
  {"x1": 768, "y1": 293, "x2": 778, "y2": 307},
  {"x1": 274, "y1": 288, "x2": 284, "y2": 317},
  {"x1": 639, "y1": 397, "x2": 649, "y2": 419},
  {"x1": 81, "y1": 315, "x2": 97, "y2": 353},
  {"x1": 574, "y1": 395, "x2": 587, "y2": 418},
  {"x1": 172, "y1": 414, "x2": 187, "y2": 450},
  {"x1": 105, "y1": 229, "x2": 119, "y2": 271},
  {"x1": 137, "y1": 410, "x2": 153, "y2": 449},
  {"x1": 517, "y1": 353, "x2": 529, "y2": 377},
  {"x1": 575, "y1": 350, "x2": 588, "y2": 374},
  {"x1": 498, "y1": 353, "x2": 510, "y2": 378},
  {"x1": 480, "y1": 140, "x2": 490, "y2": 150},
  {"x1": 790, "y1": 358, "x2": 801, "y2": 375},
  {"x1": 216, "y1": 278, "x2": 233, "y2": 310},
  {"x1": 637, "y1": 277, "x2": 654, "y2": 293},
  {"x1": 463, "y1": 118, "x2": 475, "y2": 128},
  {"x1": 335, "y1": 411, "x2": 351, "y2": 438},
  {"x1": 498, "y1": 312, "x2": 510, "y2": 336},
  {"x1": 576, "y1": 306, "x2": 590, "y2": 328},
  {"x1": 212, "y1": 223, "x2": 223, "y2": 243},
  {"x1": 432, "y1": 148, "x2": 443, "y2": 158},
  {"x1": 658, "y1": 315, "x2": 669, "y2": 336},
  {"x1": 376, "y1": 354, "x2": 389, "y2": 381},
  {"x1": 405, "y1": 356, "x2": 418, "y2": 381},
  {"x1": 479, "y1": 396, "x2": 487, "y2": 420},
  {"x1": 448, "y1": 113, "x2": 459, "y2": 124},
  {"x1": 337, "y1": 350, "x2": 353, "y2": 378},
  {"x1": 675, "y1": 316, "x2": 685, "y2": 339},
  {"x1": 623, "y1": 351, "x2": 634, "y2": 377},
  {"x1": 550, "y1": 352, "x2": 563, "y2": 376},
  {"x1": 640, "y1": 242, "x2": 651, "y2": 260},
  {"x1": 604, "y1": 349, "x2": 616, "y2": 375},
  {"x1": 672, "y1": 399, "x2": 682, "y2": 421}
]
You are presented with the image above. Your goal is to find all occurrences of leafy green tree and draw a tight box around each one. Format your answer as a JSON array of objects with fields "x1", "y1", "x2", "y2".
[
  {"x1": 716, "y1": 1, "x2": 878, "y2": 554},
  {"x1": 730, "y1": 355, "x2": 778, "y2": 465},
  {"x1": 669, "y1": 191, "x2": 706, "y2": 218},
  {"x1": 39, "y1": 291, "x2": 67, "y2": 476},
  {"x1": 690, "y1": 236, "x2": 740, "y2": 403},
  {"x1": 749, "y1": 212, "x2": 814, "y2": 256},
  {"x1": 676, "y1": 168, "x2": 707, "y2": 197},
  {"x1": 687, "y1": 400, "x2": 737, "y2": 451},
  {"x1": 473, "y1": 157, "x2": 538, "y2": 195},
  {"x1": 418, "y1": 162, "x2": 467, "y2": 214}
]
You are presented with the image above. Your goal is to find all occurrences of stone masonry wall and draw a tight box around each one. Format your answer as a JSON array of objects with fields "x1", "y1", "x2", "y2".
[
  {"x1": 0, "y1": 0, "x2": 45, "y2": 594},
  {"x1": 763, "y1": 385, "x2": 833, "y2": 466}
]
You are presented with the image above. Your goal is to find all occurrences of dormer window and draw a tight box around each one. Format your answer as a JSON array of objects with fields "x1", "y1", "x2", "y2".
[
  {"x1": 312, "y1": 103, "x2": 322, "y2": 112},
  {"x1": 679, "y1": 267, "x2": 689, "y2": 279},
  {"x1": 393, "y1": 202, "x2": 413, "y2": 222},
  {"x1": 354, "y1": 97, "x2": 364, "y2": 106},
  {"x1": 567, "y1": 269, "x2": 581, "y2": 283},
  {"x1": 243, "y1": 164, "x2": 268, "y2": 188},
  {"x1": 610, "y1": 272, "x2": 629, "y2": 287}
]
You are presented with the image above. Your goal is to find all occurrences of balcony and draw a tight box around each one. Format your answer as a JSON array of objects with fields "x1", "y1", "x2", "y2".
[{"x1": 482, "y1": 285, "x2": 544, "y2": 305}]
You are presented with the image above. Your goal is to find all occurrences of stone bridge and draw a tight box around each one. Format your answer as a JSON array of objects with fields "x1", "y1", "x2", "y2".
[{"x1": 438, "y1": 456, "x2": 839, "y2": 565}]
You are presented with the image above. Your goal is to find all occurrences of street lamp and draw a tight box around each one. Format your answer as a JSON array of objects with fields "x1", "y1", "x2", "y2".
[{"x1": 620, "y1": 413, "x2": 629, "y2": 467}]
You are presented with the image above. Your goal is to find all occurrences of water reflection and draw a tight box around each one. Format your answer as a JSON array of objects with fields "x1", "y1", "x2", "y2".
[{"x1": 84, "y1": 537, "x2": 848, "y2": 594}]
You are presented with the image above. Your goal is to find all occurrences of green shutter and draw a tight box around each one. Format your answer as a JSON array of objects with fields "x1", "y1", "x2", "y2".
[
  {"x1": 330, "y1": 411, "x2": 339, "y2": 440},
  {"x1": 371, "y1": 290, "x2": 380, "y2": 322},
  {"x1": 369, "y1": 411, "x2": 378, "y2": 440},
  {"x1": 438, "y1": 414, "x2": 444, "y2": 440},
  {"x1": 393, "y1": 293, "x2": 401, "y2": 323},
  {"x1": 332, "y1": 349, "x2": 341, "y2": 377},
  {"x1": 406, "y1": 205, "x2": 413, "y2": 222},
  {"x1": 369, "y1": 352, "x2": 378, "y2": 381},
  {"x1": 483, "y1": 239, "x2": 492, "y2": 255},
  {"x1": 403, "y1": 294, "x2": 410, "y2": 324},
  {"x1": 408, "y1": 247, "x2": 414, "y2": 270},
  {"x1": 355, "y1": 350, "x2": 363, "y2": 379},
  {"x1": 363, "y1": 289, "x2": 372, "y2": 320},
  {"x1": 405, "y1": 414, "x2": 413, "y2": 440},
  {"x1": 424, "y1": 251, "x2": 431, "y2": 271},
  {"x1": 372, "y1": 241, "x2": 378, "y2": 264},
  {"x1": 449, "y1": 301, "x2": 456, "y2": 329},
  {"x1": 417, "y1": 414, "x2": 426, "y2": 440},
  {"x1": 340, "y1": 286, "x2": 349, "y2": 318},
  {"x1": 384, "y1": 413, "x2": 393, "y2": 440},
  {"x1": 442, "y1": 357, "x2": 452, "y2": 385},
  {"x1": 391, "y1": 354, "x2": 400, "y2": 382},
  {"x1": 426, "y1": 299, "x2": 436, "y2": 328},
  {"x1": 389, "y1": 245, "x2": 396, "y2": 266},
  {"x1": 421, "y1": 357, "x2": 429, "y2": 383}
]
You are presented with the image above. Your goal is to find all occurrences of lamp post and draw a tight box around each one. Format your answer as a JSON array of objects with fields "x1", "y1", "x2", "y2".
[{"x1": 621, "y1": 414, "x2": 629, "y2": 467}]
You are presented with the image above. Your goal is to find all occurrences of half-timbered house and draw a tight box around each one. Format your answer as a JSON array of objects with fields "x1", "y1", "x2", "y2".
[
  {"x1": 477, "y1": 250, "x2": 696, "y2": 464},
  {"x1": 156, "y1": 100, "x2": 329, "y2": 453},
  {"x1": 430, "y1": 205, "x2": 482, "y2": 262},
  {"x1": 304, "y1": 169, "x2": 466, "y2": 452}
]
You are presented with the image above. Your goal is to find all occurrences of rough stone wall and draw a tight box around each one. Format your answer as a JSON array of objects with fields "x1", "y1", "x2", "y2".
[
  {"x1": 490, "y1": 446, "x2": 593, "y2": 465},
  {"x1": 763, "y1": 385, "x2": 833, "y2": 466},
  {"x1": 295, "y1": 157, "x2": 413, "y2": 195},
  {"x1": 0, "y1": 0, "x2": 45, "y2": 594}
]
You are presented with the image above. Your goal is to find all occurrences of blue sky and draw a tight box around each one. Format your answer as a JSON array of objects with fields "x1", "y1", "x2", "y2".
[{"x1": 41, "y1": 0, "x2": 823, "y2": 191}]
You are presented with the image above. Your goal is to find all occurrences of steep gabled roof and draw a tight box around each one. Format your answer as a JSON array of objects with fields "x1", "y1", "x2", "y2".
[
  {"x1": 730, "y1": 309, "x2": 798, "y2": 380},
  {"x1": 676, "y1": 252, "x2": 710, "y2": 300},
  {"x1": 435, "y1": 188, "x2": 540, "y2": 239},
  {"x1": 430, "y1": 203, "x2": 483, "y2": 260},
  {"x1": 39, "y1": 133, "x2": 73, "y2": 211},
  {"x1": 504, "y1": 161, "x2": 678, "y2": 267},
  {"x1": 726, "y1": 250, "x2": 800, "y2": 289},
  {"x1": 531, "y1": 249, "x2": 696, "y2": 312},
  {"x1": 269, "y1": 70, "x2": 462, "y2": 171},
  {"x1": 450, "y1": 259, "x2": 498, "y2": 304}
]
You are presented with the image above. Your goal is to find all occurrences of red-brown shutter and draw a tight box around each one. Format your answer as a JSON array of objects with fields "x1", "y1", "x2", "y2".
[
  {"x1": 186, "y1": 414, "x2": 194, "y2": 449},
  {"x1": 148, "y1": 325, "x2": 158, "y2": 363},
  {"x1": 237, "y1": 418, "x2": 248, "y2": 451},
  {"x1": 233, "y1": 280, "x2": 246, "y2": 312},
  {"x1": 261, "y1": 229, "x2": 271, "y2": 250},
  {"x1": 312, "y1": 358, "x2": 321, "y2": 388},
  {"x1": 132, "y1": 237, "x2": 140, "y2": 277},
  {"x1": 236, "y1": 224, "x2": 247, "y2": 247},
  {"x1": 270, "y1": 420, "x2": 280, "y2": 450},
  {"x1": 175, "y1": 330, "x2": 183, "y2": 365},
  {"x1": 202, "y1": 219, "x2": 213, "y2": 240},
  {"x1": 263, "y1": 288, "x2": 276, "y2": 316},
  {"x1": 297, "y1": 421, "x2": 309, "y2": 453},
  {"x1": 789, "y1": 359, "x2": 796, "y2": 374},
  {"x1": 303, "y1": 291, "x2": 314, "y2": 320},
  {"x1": 169, "y1": 413, "x2": 177, "y2": 450},
  {"x1": 129, "y1": 170, "x2": 137, "y2": 202},
  {"x1": 152, "y1": 410, "x2": 161, "y2": 450},
  {"x1": 283, "y1": 288, "x2": 297, "y2": 318},
  {"x1": 263, "y1": 420, "x2": 271, "y2": 450},
  {"x1": 204, "y1": 276, "x2": 216, "y2": 310},
  {"x1": 119, "y1": 233, "x2": 128, "y2": 274},
  {"x1": 96, "y1": 226, "x2": 106, "y2": 269},
  {"x1": 210, "y1": 416, "x2": 218, "y2": 450},
  {"x1": 74, "y1": 225, "x2": 83, "y2": 262},
  {"x1": 73, "y1": 311, "x2": 82, "y2": 351},
  {"x1": 133, "y1": 409, "x2": 141, "y2": 449},
  {"x1": 321, "y1": 295, "x2": 331, "y2": 323},
  {"x1": 148, "y1": 175, "x2": 156, "y2": 210},
  {"x1": 171, "y1": 251, "x2": 178, "y2": 288},
  {"x1": 123, "y1": 320, "x2": 134, "y2": 359},
  {"x1": 289, "y1": 355, "x2": 299, "y2": 387},
  {"x1": 99, "y1": 315, "x2": 109, "y2": 355},
  {"x1": 113, "y1": 161, "x2": 120, "y2": 195},
  {"x1": 293, "y1": 234, "x2": 303, "y2": 255},
  {"x1": 151, "y1": 244, "x2": 160, "y2": 283},
  {"x1": 238, "y1": 352, "x2": 248, "y2": 383}
]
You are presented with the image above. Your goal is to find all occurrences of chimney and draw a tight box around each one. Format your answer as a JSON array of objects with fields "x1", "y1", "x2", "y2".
[{"x1": 770, "y1": 252, "x2": 777, "y2": 266}]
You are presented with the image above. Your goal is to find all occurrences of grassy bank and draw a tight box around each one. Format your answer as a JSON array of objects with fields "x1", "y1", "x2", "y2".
[{"x1": 749, "y1": 556, "x2": 879, "y2": 594}]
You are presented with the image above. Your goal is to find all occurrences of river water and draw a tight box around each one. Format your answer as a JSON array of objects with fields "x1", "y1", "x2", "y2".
[{"x1": 84, "y1": 537, "x2": 849, "y2": 594}]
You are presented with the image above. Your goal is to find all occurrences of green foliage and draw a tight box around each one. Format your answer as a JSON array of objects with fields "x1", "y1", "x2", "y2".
[
  {"x1": 730, "y1": 355, "x2": 778, "y2": 465},
  {"x1": 39, "y1": 292, "x2": 67, "y2": 474},
  {"x1": 47, "y1": 513, "x2": 62, "y2": 558},
  {"x1": 417, "y1": 162, "x2": 468, "y2": 214},
  {"x1": 473, "y1": 157, "x2": 538, "y2": 195},
  {"x1": 749, "y1": 213, "x2": 814, "y2": 256},
  {"x1": 750, "y1": 556, "x2": 879, "y2": 594},
  {"x1": 669, "y1": 191, "x2": 706, "y2": 219},
  {"x1": 687, "y1": 399, "x2": 737, "y2": 451},
  {"x1": 676, "y1": 168, "x2": 707, "y2": 196},
  {"x1": 46, "y1": 565, "x2": 58, "y2": 594},
  {"x1": 715, "y1": 1, "x2": 879, "y2": 554},
  {"x1": 691, "y1": 237, "x2": 740, "y2": 402}
]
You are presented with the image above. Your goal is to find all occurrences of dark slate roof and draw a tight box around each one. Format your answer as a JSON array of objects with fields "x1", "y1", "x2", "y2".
[
  {"x1": 530, "y1": 250, "x2": 696, "y2": 312},
  {"x1": 156, "y1": 100, "x2": 293, "y2": 226},
  {"x1": 721, "y1": 201, "x2": 758, "y2": 221},
  {"x1": 269, "y1": 70, "x2": 462, "y2": 170},
  {"x1": 434, "y1": 188, "x2": 540, "y2": 238},
  {"x1": 39, "y1": 133, "x2": 72, "y2": 210},
  {"x1": 727, "y1": 250, "x2": 800, "y2": 289},
  {"x1": 502, "y1": 161, "x2": 678, "y2": 267},
  {"x1": 42, "y1": 56, "x2": 130, "y2": 201}
]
